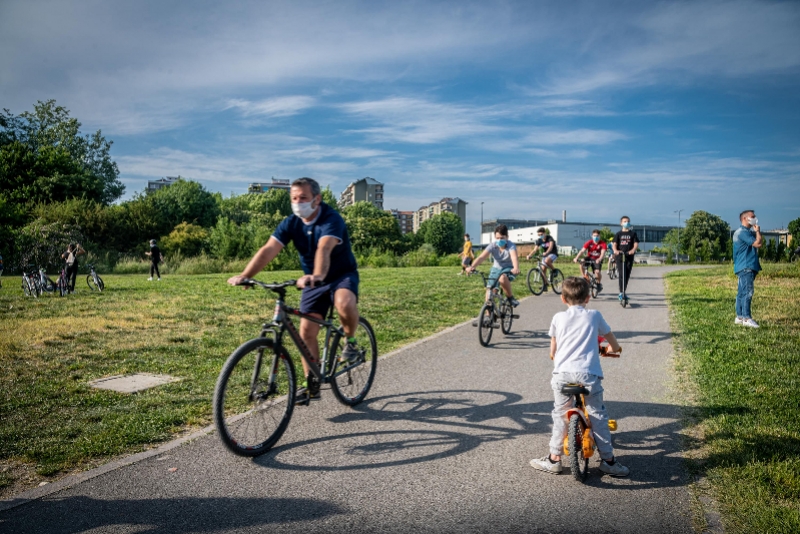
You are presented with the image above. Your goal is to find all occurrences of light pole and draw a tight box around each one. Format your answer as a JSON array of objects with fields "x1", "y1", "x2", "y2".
[
  {"x1": 674, "y1": 209, "x2": 684, "y2": 262},
  {"x1": 480, "y1": 202, "x2": 484, "y2": 245}
]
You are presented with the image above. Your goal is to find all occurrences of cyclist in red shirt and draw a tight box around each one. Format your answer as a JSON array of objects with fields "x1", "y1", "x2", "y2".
[{"x1": 573, "y1": 229, "x2": 607, "y2": 293}]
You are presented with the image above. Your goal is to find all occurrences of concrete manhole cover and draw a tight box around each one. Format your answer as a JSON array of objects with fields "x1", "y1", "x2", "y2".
[{"x1": 88, "y1": 373, "x2": 181, "y2": 393}]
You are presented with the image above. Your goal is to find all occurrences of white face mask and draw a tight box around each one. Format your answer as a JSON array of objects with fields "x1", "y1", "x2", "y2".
[
  {"x1": 291, "y1": 200, "x2": 316, "y2": 219},
  {"x1": 748, "y1": 217, "x2": 758, "y2": 226}
]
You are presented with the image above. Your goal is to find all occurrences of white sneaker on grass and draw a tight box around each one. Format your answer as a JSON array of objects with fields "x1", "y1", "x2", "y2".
[
  {"x1": 147, "y1": 277, "x2": 153, "y2": 281},
  {"x1": 529, "y1": 456, "x2": 562, "y2": 474},
  {"x1": 743, "y1": 318, "x2": 759, "y2": 328},
  {"x1": 735, "y1": 317, "x2": 744, "y2": 325},
  {"x1": 599, "y1": 458, "x2": 630, "y2": 477}
]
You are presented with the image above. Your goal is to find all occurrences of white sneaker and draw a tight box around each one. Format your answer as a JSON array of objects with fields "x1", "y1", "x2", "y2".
[
  {"x1": 157, "y1": 278, "x2": 161, "y2": 281},
  {"x1": 147, "y1": 277, "x2": 153, "y2": 281},
  {"x1": 599, "y1": 458, "x2": 630, "y2": 477},
  {"x1": 743, "y1": 318, "x2": 759, "y2": 328},
  {"x1": 735, "y1": 317, "x2": 744, "y2": 325},
  {"x1": 529, "y1": 456, "x2": 562, "y2": 475}
]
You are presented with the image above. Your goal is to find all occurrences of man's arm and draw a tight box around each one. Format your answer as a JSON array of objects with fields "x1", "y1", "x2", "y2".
[
  {"x1": 526, "y1": 245, "x2": 539, "y2": 260},
  {"x1": 753, "y1": 225, "x2": 763, "y2": 248},
  {"x1": 574, "y1": 247, "x2": 587, "y2": 262},
  {"x1": 228, "y1": 237, "x2": 284, "y2": 285},
  {"x1": 549, "y1": 337, "x2": 557, "y2": 360},
  {"x1": 470, "y1": 249, "x2": 491, "y2": 269}
]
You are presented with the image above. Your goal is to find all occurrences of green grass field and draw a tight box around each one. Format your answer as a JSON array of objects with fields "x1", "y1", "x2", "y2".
[
  {"x1": 2, "y1": 264, "x2": 573, "y2": 496},
  {"x1": 666, "y1": 264, "x2": 800, "y2": 533}
]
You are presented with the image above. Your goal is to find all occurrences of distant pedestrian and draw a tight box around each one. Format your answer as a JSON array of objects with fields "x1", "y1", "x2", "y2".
[
  {"x1": 460, "y1": 234, "x2": 474, "y2": 275},
  {"x1": 145, "y1": 239, "x2": 163, "y2": 281},
  {"x1": 733, "y1": 210, "x2": 762, "y2": 328},
  {"x1": 61, "y1": 243, "x2": 86, "y2": 293}
]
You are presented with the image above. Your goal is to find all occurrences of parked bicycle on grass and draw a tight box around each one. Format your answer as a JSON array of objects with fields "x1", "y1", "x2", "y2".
[
  {"x1": 21, "y1": 266, "x2": 41, "y2": 298},
  {"x1": 86, "y1": 264, "x2": 105, "y2": 292},
  {"x1": 213, "y1": 277, "x2": 377, "y2": 456}
]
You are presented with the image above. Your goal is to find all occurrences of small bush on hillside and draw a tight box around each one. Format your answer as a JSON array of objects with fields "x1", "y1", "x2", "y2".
[
  {"x1": 399, "y1": 244, "x2": 439, "y2": 267},
  {"x1": 438, "y1": 253, "x2": 461, "y2": 267}
]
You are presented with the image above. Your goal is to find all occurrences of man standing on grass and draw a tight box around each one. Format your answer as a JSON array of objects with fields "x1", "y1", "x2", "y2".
[{"x1": 733, "y1": 210, "x2": 762, "y2": 328}]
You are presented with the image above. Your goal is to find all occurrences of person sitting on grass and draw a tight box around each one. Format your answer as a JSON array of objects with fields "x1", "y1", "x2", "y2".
[
  {"x1": 467, "y1": 224, "x2": 520, "y2": 307},
  {"x1": 529, "y1": 276, "x2": 629, "y2": 477}
]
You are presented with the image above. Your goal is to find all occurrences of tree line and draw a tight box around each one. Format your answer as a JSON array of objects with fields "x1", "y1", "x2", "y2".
[{"x1": 1, "y1": 101, "x2": 466, "y2": 272}]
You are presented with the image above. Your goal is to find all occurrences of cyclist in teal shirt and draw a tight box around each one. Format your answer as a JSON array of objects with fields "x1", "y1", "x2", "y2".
[
  {"x1": 732, "y1": 209, "x2": 762, "y2": 328},
  {"x1": 467, "y1": 224, "x2": 521, "y2": 307}
]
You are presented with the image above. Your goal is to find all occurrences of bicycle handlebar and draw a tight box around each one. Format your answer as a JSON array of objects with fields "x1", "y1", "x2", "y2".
[{"x1": 236, "y1": 278, "x2": 297, "y2": 290}]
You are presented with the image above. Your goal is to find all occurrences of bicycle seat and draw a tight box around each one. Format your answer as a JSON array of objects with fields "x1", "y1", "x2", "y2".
[{"x1": 561, "y1": 384, "x2": 589, "y2": 396}]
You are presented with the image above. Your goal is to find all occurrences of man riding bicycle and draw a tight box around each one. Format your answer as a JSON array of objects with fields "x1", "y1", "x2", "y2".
[
  {"x1": 573, "y1": 229, "x2": 607, "y2": 293},
  {"x1": 526, "y1": 227, "x2": 558, "y2": 288},
  {"x1": 467, "y1": 224, "x2": 521, "y2": 307},
  {"x1": 228, "y1": 177, "x2": 360, "y2": 403}
]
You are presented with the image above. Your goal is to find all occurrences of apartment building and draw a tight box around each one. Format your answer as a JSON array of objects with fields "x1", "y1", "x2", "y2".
[
  {"x1": 412, "y1": 197, "x2": 468, "y2": 233},
  {"x1": 340, "y1": 177, "x2": 384, "y2": 209},
  {"x1": 248, "y1": 178, "x2": 291, "y2": 193},
  {"x1": 388, "y1": 209, "x2": 415, "y2": 235},
  {"x1": 147, "y1": 176, "x2": 180, "y2": 192}
]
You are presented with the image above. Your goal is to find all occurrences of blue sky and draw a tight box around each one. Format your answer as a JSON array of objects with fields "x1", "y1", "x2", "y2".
[{"x1": 2, "y1": 0, "x2": 799, "y2": 237}]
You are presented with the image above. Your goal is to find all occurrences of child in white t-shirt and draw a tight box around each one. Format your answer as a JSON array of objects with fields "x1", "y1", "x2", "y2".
[{"x1": 530, "y1": 276, "x2": 630, "y2": 477}]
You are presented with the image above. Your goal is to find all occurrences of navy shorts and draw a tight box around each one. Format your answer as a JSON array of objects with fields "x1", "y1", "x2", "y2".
[{"x1": 299, "y1": 271, "x2": 359, "y2": 317}]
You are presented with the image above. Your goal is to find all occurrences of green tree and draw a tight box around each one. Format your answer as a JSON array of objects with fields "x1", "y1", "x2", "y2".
[
  {"x1": 598, "y1": 227, "x2": 614, "y2": 245},
  {"x1": 681, "y1": 211, "x2": 731, "y2": 262},
  {"x1": 160, "y1": 222, "x2": 209, "y2": 257},
  {"x1": 419, "y1": 212, "x2": 463, "y2": 255},
  {"x1": 341, "y1": 201, "x2": 404, "y2": 253},
  {"x1": 0, "y1": 100, "x2": 124, "y2": 207},
  {"x1": 146, "y1": 178, "x2": 220, "y2": 231}
]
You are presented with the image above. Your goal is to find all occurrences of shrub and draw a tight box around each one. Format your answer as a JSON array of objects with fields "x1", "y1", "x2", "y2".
[
  {"x1": 438, "y1": 253, "x2": 461, "y2": 267},
  {"x1": 160, "y1": 222, "x2": 209, "y2": 257},
  {"x1": 399, "y1": 243, "x2": 439, "y2": 267},
  {"x1": 173, "y1": 254, "x2": 225, "y2": 275}
]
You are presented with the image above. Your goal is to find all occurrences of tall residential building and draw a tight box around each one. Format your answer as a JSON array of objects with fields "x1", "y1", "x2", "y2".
[
  {"x1": 248, "y1": 177, "x2": 291, "y2": 193},
  {"x1": 388, "y1": 209, "x2": 414, "y2": 235},
  {"x1": 339, "y1": 177, "x2": 384, "y2": 209},
  {"x1": 412, "y1": 197, "x2": 468, "y2": 233}
]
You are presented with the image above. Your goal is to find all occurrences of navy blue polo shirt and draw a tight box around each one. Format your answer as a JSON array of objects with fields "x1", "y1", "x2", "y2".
[{"x1": 272, "y1": 203, "x2": 358, "y2": 283}]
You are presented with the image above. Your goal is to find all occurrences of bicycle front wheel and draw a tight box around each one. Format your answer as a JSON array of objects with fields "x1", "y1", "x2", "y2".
[
  {"x1": 22, "y1": 278, "x2": 31, "y2": 297},
  {"x1": 568, "y1": 413, "x2": 589, "y2": 482},
  {"x1": 478, "y1": 302, "x2": 494, "y2": 347},
  {"x1": 96, "y1": 275, "x2": 104, "y2": 292},
  {"x1": 500, "y1": 301, "x2": 513, "y2": 334},
  {"x1": 551, "y1": 269, "x2": 565, "y2": 295},
  {"x1": 526, "y1": 268, "x2": 544, "y2": 295},
  {"x1": 213, "y1": 338, "x2": 296, "y2": 456},
  {"x1": 590, "y1": 276, "x2": 598, "y2": 299},
  {"x1": 87, "y1": 274, "x2": 97, "y2": 291},
  {"x1": 329, "y1": 317, "x2": 378, "y2": 406}
]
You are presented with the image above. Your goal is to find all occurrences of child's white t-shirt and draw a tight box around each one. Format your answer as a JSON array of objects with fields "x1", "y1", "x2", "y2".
[{"x1": 549, "y1": 305, "x2": 611, "y2": 377}]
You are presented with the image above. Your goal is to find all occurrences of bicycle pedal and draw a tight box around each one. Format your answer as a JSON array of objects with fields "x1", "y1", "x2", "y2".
[{"x1": 512, "y1": 314, "x2": 520, "y2": 319}]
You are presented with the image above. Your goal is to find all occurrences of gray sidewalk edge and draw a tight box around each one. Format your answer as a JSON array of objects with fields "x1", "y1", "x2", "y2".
[{"x1": 0, "y1": 311, "x2": 487, "y2": 513}]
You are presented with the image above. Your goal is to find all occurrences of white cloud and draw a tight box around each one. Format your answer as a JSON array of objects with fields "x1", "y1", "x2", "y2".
[
  {"x1": 523, "y1": 128, "x2": 627, "y2": 146},
  {"x1": 225, "y1": 96, "x2": 316, "y2": 117}
]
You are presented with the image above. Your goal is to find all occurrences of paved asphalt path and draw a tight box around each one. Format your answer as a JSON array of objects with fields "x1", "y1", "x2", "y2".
[{"x1": 1, "y1": 266, "x2": 693, "y2": 534}]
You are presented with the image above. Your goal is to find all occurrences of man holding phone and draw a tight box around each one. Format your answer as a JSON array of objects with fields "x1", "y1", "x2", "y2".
[{"x1": 733, "y1": 210, "x2": 762, "y2": 328}]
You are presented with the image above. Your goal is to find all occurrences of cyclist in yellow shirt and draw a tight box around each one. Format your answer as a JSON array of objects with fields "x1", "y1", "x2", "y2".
[{"x1": 460, "y1": 234, "x2": 475, "y2": 276}]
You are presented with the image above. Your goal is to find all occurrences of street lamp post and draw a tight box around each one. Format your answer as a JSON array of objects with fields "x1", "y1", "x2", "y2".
[
  {"x1": 674, "y1": 209, "x2": 684, "y2": 262},
  {"x1": 481, "y1": 202, "x2": 484, "y2": 245}
]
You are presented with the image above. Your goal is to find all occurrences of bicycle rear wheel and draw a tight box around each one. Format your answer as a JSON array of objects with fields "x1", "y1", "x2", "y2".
[
  {"x1": 87, "y1": 274, "x2": 97, "y2": 291},
  {"x1": 22, "y1": 277, "x2": 31, "y2": 297},
  {"x1": 58, "y1": 277, "x2": 67, "y2": 297},
  {"x1": 329, "y1": 317, "x2": 378, "y2": 406},
  {"x1": 213, "y1": 338, "x2": 296, "y2": 456},
  {"x1": 500, "y1": 301, "x2": 513, "y2": 334},
  {"x1": 526, "y1": 268, "x2": 544, "y2": 295},
  {"x1": 478, "y1": 302, "x2": 494, "y2": 346},
  {"x1": 96, "y1": 275, "x2": 104, "y2": 292},
  {"x1": 568, "y1": 413, "x2": 589, "y2": 482},
  {"x1": 608, "y1": 266, "x2": 617, "y2": 280},
  {"x1": 551, "y1": 269, "x2": 565, "y2": 295}
]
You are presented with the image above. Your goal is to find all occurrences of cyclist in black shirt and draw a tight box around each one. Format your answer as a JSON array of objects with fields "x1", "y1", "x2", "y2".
[{"x1": 612, "y1": 216, "x2": 639, "y2": 300}]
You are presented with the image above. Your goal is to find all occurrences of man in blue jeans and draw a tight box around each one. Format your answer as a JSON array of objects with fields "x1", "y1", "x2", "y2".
[{"x1": 733, "y1": 209, "x2": 762, "y2": 328}]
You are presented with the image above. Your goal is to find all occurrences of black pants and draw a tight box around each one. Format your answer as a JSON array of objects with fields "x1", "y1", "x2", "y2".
[
  {"x1": 66, "y1": 263, "x2": 79, "y2": 291},
  {"x1": 150, "y1": 262, "x2": 160, "y2": 278},
  {"x1": 617, "y1": 254, "x2": 634, "y2": 293}
]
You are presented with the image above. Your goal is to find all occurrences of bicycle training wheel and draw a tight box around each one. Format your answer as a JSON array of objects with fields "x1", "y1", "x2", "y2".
[
  {"x1": 568, "y1": 413, "x2": 589, "y2": 482},
  {"x1": 478, "y1": 303, "x2": 494, "y2": 347},
  {"x1": 526, "y1": 268, "x2": 545, "y2": 296},
  {"x1": 329, "y1": 317, "x2": 378, "y2": 406},
  {"x1": 213, "y1": 338, "x2": 296, "y2": 457},
  {"x1": 500, "y1": 301, "x2": 513, "y2": 334},
  {"x1": 550, "y1": 269, "x2": 565, "y2": 295}
]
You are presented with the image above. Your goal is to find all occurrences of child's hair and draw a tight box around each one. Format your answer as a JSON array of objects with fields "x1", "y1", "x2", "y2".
[
  {"x1": 620, "y1": 215, "x2": 630, "y2": 222},
  {"x1": 494, "y1": 224, "x2": 508, "y2": 236},
  {"x1": 562, "y1": 276, "x2": 590, "y2": 304}
]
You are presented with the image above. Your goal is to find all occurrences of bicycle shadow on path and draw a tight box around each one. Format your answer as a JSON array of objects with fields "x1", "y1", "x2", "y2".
[
  {"x1": 0, "y1": 496, "x2": 345, "y2": 534},
  {"x1": 253, "y1": 389, "x2": 745, "y2": 491}
]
